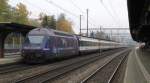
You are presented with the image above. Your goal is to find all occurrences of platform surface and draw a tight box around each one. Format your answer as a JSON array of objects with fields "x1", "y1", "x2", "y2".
[
  {"x1": 124, "y1": 47, "x2": 150, "y2": 83},
  {"x1": 0, "y1": 55, "x2": 22, "y2": 65}
]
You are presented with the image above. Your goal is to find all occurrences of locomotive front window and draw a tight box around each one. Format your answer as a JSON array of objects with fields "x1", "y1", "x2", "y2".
[{"x1": 28, "y1": 36, "x2": 44, "y2": 44}]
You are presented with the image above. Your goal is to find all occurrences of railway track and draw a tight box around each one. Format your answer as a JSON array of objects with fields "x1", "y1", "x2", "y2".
[
  {"x1": 0, "y1": 49, "x2": 118, "y2": 76},
  {"x1": 0, "y1": 64, "x2": 41, "y2": 74},
  {"x1": 80, "y1": 49, "x2": 130, "y2": 83},
  {"x1": 12, "y1": 48, "x2": 128, "y2": 83},
  {"x1": 0, "y1": 49, "x2": 122, "y2": 83}
]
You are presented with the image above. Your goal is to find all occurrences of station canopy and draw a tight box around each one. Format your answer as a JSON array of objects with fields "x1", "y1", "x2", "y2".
[
  {"x1": 0, "y1": 22, "x2": 35, "y2": 33},
  {"x1": 127, "y1": 0, "x2": 150, "y2": 42}
]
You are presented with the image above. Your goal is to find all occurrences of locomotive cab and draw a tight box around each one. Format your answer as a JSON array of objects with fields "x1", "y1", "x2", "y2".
[
  {"x1": 23, "y1": 35, "x2": 46, "y2": 49},
  {"x1": 21, "y1": 28, "x2": 56, "y2": 63},
  {"x1": 22, "y1": 35, "x2": 51, "y2": 62},
  {"x1": 21, "y1": 28, "x2": 79, "y2": 63}
]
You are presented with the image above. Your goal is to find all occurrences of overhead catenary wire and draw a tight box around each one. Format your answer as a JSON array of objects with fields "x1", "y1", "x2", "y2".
[
  {"x1": 26, "y1": 0, "x2": 99, "y2": 31},
  {"x1": 45, "y1": 0, "x2": 79, "y2": 18},
  {"x1": 107, "y1": 0, "x2": 121, "y2": 25},
  {"x1": 67, "y1": 0, "x2": 98, "y2": 27},
  {"x1": 25, "y1": 0, "x2": 50, "y2": 15},
  {"x1": 99, "y1": 0, "x2": 120, "y2": 26},
  {"x1": 68, "y1": 0, "x2": 85, "y2": 14},
  {"x1": 45, "y1": 0, "x2": 98, "y2": 33},
  {"x1": 26, "y1": 0, "x2": 80, "y2": 19}
]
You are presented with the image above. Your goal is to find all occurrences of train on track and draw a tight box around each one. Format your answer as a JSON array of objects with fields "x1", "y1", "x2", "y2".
[{"x1": 21, "y1": 28, "x2": 123, "y2": 63}]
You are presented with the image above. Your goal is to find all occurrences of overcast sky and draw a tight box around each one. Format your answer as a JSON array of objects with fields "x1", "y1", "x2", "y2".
[{"x1": 9, "y1": 0, "x2": 129, "y2": 34}]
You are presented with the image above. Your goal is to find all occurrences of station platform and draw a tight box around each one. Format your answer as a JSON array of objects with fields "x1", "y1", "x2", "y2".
[
  {"x1": 0, "y1": 54, "x2": 22, "y2": 66},
  {"x1": 124, "y1": 47, "x2": 150, "y2": 83}
]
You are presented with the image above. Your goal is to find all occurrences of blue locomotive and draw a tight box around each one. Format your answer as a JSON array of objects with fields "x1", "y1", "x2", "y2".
[{"x1": 21, "y1": 28, "x2": 122, "y2": 63}]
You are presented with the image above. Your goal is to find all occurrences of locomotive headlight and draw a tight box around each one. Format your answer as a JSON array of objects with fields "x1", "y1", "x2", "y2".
[
  {"x1": 43, "y1": 48, "x2": 50, "y2": 51},
  {"x1": 24, "y1": 47, "x2": 30, "y2": 49}
]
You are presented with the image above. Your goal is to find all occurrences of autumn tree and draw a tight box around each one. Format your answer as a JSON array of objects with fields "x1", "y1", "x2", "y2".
[
  {"x1": 50, "y1": 15, "x2": 56, "y2": 29},
  {"x1": 40, "y1": 13, "x2": 56, "y2": 29},
  {"x1": 56, "y1": 14, "x2": 74, "y2": 33},
  {"x1": 29, "y1": 19, "x2": 40, "y2": 27},
  {"x1": 0, "y1": 0, "x2": 11, "y2": 22},
  {"x1": 13, "y1": 3, "x2": 29, "y2": 24},
  {"x1": 41, "y1": 15, "x2": 50, "y2": 27},
  {"x1": 10, "y1": 7, "x2": 19, "y2": 22}
]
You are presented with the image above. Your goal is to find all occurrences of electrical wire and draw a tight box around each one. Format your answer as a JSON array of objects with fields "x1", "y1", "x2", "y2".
[
  {"x1": 26, "y1": 0, "x2": 99, "y2": 29},
  {"x1": 99, "y1": 0, "x2": 120, "y2": 25},
  {"x1": 107, "y1": 0, "x2": 121, "y2": 25},
  {"x1": 26, "y1": 0, "x2": 50, "y2": 14},
  {"x1": 67, "y1": 0, "x2": 98, "y2": 27},
  {"x1": 69, "y1": 0, "x2": 85, "y2": 14},
  {"x1": 45, "y1": 0, "x2": 78, "y2": 17}
]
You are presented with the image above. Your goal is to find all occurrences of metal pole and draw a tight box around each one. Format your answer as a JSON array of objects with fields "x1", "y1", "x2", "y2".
[
  {"x1": 118, "y1": 30, "x2": 119, "y2": 42},
  {"x1": 80, "y1": 15, "x2": 82, "y2": 35},
  {"x1": 100, "y1": 26, "x2": 102, "y2": 33},
  {"x1": 87, "y1": 9, "x2": 89, "y2": 37},
  {"x1": 111, "y1": 30, "x2": 112, "y2": 40},
  {"x1": 99, "y1": 26, "x2": 101, "y2": 56}
]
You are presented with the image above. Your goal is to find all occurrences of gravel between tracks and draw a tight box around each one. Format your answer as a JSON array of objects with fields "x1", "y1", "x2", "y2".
[
  {"x1": 84, "y1": 50, "x2": 130, "y2": 83},
  {"x1": 110, "y1": 51, "x2": 129, "y2": 83},
  {"x1": 0, "y1": 64, "x2": 42, "y2": 74},
  {"x1": 45, "y1": 49, "x2": 129, "y2": 83},
  {"x1": 16, "y1": 49, "x2": 124, "y2": 83},
  {"x1": 0, "y1": 49, "x2": 122, "y2": 83}
]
